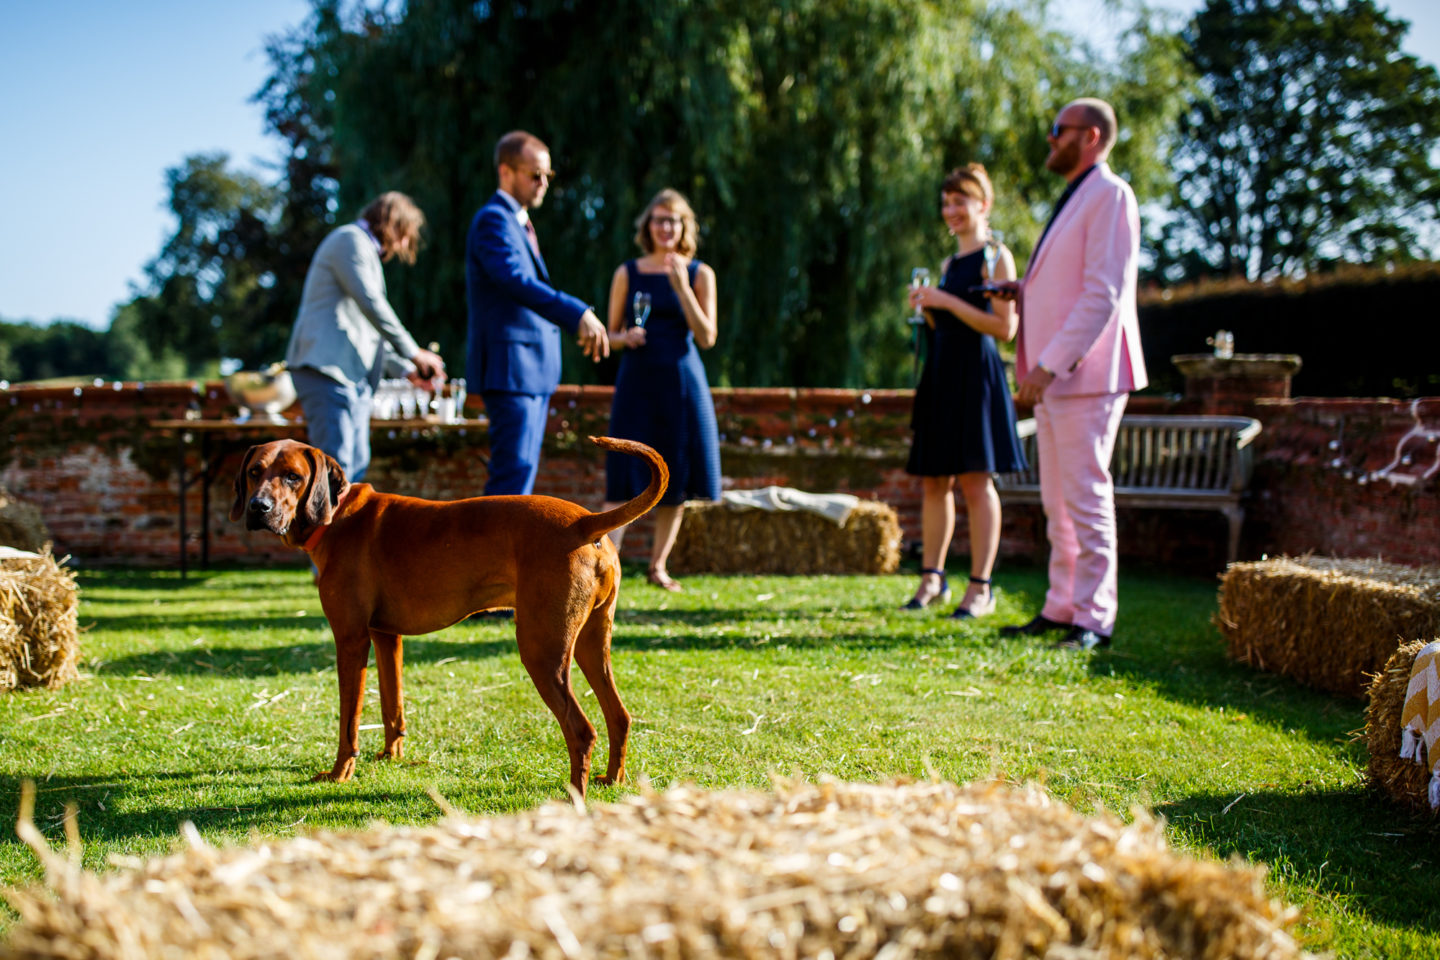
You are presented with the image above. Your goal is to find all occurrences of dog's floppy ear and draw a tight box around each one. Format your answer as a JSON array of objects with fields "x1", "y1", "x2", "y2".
[
  {"x1": 229, "y1": 446, "x2": 259, "y2": 522},
  {"x1": 300, "y1": 446, "x2": 349, "y2": 529}
]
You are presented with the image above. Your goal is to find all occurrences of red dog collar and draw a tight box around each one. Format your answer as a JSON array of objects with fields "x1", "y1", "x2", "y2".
[{"x1": 300, "y1": 487, "x2": 353, "y2": 553}]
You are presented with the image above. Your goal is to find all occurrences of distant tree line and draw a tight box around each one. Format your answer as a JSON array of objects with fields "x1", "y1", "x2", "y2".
[{"x1": 5, "y1": 0, "x2": 1436, "y2": 387}]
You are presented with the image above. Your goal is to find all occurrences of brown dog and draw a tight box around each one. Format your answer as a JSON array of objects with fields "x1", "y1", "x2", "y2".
[{"x1": 229, "y1": 436, "x2": 666, "y2": 797}]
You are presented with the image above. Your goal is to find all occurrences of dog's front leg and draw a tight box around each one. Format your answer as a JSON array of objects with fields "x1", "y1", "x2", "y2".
[
  {"x1": 371, "y1": 631, "x2": 405, "y2": 760},
  {"x1": 314, "y1": 630, "x2": 371, "y2": 783}
]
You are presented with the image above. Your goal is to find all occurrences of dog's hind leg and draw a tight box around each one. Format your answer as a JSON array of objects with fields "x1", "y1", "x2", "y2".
[
  {"x1": 371, "y1": 630, "x2": 406, "y2": 760},
  {"x1": 573, "y1": 594, "x2": 630, "y2": 787},
  {"x1": 516, "y1": 615, "x2": 597, "y2": 797}
]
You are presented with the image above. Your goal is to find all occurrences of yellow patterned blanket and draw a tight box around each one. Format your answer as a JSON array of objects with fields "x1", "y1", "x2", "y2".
[{"x1": 1400, "y1": 640, "x2": 1440, "y2": 809}]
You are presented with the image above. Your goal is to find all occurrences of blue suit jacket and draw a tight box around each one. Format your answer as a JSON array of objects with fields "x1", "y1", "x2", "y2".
[{"x1": 465, "y1": 191, "x2": 591, "y2": 395}]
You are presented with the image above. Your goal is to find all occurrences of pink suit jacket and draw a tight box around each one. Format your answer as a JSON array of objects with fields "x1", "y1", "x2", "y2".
[{"x1": 1016, "y1": 162, "x2": 1147, "y2": 397}]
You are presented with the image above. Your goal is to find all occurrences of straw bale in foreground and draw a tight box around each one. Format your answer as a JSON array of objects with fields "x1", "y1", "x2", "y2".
[
  {"x1": 0, "y1": 485, "x2": 50, "y2": 553},
  {"x1": 1216, "y1": 556, "x2": 1440, "y2": 697},
  {"x1": 0, "y1": 548, "x2": 79, "y2": 693},
  {"x1": 2, "y1": 778, "x2": 1306, "y2": 960},
  {"x1": 669, "y1": 500, "x2": 901, "y2": 575},
  {"x1": 1366, "y1": 639, "x2": 1437, "y2": 814}
]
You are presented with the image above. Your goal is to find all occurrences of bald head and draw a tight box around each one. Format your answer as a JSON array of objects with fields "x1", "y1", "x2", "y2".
[
  {"x1": 1045, "y1": 98, "x2": 1119, "y2": 180},
  {"x1": 1066, "y1": 98, "x2": 1118, "y2": 154}
]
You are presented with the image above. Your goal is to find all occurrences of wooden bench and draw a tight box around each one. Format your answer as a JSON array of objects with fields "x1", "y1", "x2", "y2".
[{"x1": 996, "y1": 415, "x2": 1263, "y2": 563}]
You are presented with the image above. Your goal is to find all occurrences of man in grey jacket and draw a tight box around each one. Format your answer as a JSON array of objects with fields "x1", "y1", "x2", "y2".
[{"x1": 286, "y1": 192, "x2": 446, "y2": 483}]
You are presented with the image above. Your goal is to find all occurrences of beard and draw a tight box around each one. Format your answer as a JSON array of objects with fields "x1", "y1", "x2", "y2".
[{"x1": 1045, "y1": 140, "x2": 1082, "y2": 176}]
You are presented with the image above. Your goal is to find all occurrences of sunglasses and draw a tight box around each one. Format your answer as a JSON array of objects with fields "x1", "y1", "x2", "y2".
[
  {"x1": 514, "y1": 165, "x2": 556, "y2": 183},
  {"x1": 650, "y1": 216, "x2": 683, "y2": 228},
  {"x1": 1049, "y1": 122, "x2": 1092, "y2": 139}
]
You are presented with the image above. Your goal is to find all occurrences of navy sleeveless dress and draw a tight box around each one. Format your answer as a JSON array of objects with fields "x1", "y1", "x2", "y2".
[
  {"x1": 906, "y1": 249, "x2": 1028, "y2": 476},
  {"x1": 606, "y1": 259, "x2": 722, "y2": 505}
]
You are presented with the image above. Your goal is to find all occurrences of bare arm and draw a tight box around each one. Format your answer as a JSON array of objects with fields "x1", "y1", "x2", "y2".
[
  {"x1": 667, "y1": 255, "x2": 718, "y2": 350},
  {"x1": 907, "y1": 246, "x2": 1017, "y2": 340},
  {"x1": 605, "y1": 265, "x2": 643, "y2": 349}
]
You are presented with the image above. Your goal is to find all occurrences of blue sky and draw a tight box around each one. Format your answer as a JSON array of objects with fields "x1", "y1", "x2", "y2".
[{"x1": 1, "y1": 0, "x2": 1436, "y2": 331}]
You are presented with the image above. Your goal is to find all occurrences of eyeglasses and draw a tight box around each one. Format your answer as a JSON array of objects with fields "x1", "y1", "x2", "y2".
[
  {"x1": 650, "y1": 216, "x2": 683, "y2": 228},
  {"x1": 1049, "y1": 122, "x2": 1092, "y2": 139}
]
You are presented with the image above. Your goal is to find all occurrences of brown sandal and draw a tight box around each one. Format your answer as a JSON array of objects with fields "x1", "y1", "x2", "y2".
[{"x1": 647, "y1": 567, "x2": 683, "y2": 592}]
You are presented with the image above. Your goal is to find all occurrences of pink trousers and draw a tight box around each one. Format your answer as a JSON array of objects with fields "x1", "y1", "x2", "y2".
[{"x1": 1034, "y1": 392, "x2": 1128, "y2": 634}]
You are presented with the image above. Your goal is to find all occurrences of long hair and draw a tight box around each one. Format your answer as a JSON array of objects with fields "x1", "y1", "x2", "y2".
[
  {"x1": 360, "y1": 192, "x2": 425, "y2": 265},
  {"x1": 633, "y1": 188, "x2": 699, "y2": 257}
]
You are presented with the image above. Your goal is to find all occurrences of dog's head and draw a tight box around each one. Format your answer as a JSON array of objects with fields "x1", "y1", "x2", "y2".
[{"x1": 229, "y1": 440, "x2": 349, "y2": 543}]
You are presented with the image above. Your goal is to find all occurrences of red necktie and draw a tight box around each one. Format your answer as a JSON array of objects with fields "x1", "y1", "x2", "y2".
[{"x1": 524, "y1": 218, "x2": 540, "y2": 259}]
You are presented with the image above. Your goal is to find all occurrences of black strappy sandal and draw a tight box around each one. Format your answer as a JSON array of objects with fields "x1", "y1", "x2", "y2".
[
  {"x1": 949, "y1": 575, "x2": 998, "y2": 620},
  {"x1": 901, "y1": 567, "x2": 952, "y2": 610}
]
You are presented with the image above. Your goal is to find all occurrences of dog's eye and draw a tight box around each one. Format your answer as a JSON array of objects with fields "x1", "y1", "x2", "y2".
[
  {"x1": 285, "y1": 473, "x2": 303, "y2": 486},
  {"x1": 249, "y1": 466, "x2": 263, "y2": 477}
]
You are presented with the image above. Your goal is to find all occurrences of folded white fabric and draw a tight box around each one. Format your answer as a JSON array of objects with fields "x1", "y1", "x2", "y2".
[
  {"x1": 0, "y1": 546, "x2": 43, "y2": 562},
  {"x1": 720, "y1": 486, "x2": 861, "y2": 526},
  {"x1": 1400, "y1": 639, "x2": 1440, "y2": 809}
]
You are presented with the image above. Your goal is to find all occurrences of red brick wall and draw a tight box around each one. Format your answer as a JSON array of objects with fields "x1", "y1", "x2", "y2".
[
  {"x1": 1245, "y1": 398, "x2": 1440, "y2": 564},
  {"x1": 3, "y1": 381, "x2": 1436, "y2": 571}
]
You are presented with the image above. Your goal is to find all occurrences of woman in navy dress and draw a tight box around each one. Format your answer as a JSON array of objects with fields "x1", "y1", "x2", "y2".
[
  {"x1": 903, "y1": 164, "x2": 1027, "y2": 619},
  {"x1": 602, "y1": 188, "x2": 720, "y2": 591}
]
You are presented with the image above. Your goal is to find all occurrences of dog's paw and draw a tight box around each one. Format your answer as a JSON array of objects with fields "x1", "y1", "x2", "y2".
[
  {"x1": 375, "y1": 741, "x2": 404, "y2": 761},
  {"x1": 312, "y1": 758, "x2": 357, "y2": 783},
  {"x1": 592, "y1": 773, "x2": 623, "y2": 788}
]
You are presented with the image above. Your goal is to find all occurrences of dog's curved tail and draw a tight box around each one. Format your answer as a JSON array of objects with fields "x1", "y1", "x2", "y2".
[{"x1": 575, "y1": 437, "x2": 668, "y2": 544}]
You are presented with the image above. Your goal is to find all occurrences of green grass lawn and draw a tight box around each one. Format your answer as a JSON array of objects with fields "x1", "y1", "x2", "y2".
[{"x1": 2, "y1": 563, "x2": 1437, "y2": 956}]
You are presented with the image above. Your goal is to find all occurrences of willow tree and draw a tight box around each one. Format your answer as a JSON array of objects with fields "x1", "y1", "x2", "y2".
[{"x1": 258, "y1": 0, "x2": 1185, "y2": 387}]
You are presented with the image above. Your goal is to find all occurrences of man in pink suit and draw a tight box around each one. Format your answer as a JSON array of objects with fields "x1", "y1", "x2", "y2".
[{"x1": 995, "y1": 98, "x2": 1147, "y2": 651}]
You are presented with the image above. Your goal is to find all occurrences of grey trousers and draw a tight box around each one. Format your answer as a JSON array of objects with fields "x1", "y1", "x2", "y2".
[{"x1": 291, "y1": 367, "x2": 374, "y2": 484}]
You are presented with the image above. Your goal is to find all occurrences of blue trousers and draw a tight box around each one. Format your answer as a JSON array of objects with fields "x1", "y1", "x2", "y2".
[
  {"x1": 482, "y1": 390, "x2": 549, "y2": 495},
  {"x1": 292, "y1": 367, "x2": 374, "y2": 484}
]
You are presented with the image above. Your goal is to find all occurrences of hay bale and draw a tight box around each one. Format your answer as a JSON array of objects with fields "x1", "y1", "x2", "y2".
[
  {"x1": 0, "y1": 548, "x2": 80, "y2": 693},
  {"x1": 0, "y1": 484, "x2": 50, "y2": 552},
  {"x1": 1, "y1": 778, "x2": 1306, "y2": 960},
  {"x1": 1366, "y1": 639, "x2": 1438, "y2": 814},
  {"x1": 1216, "y1": 556, "x2": 1440, "y2": 697},
  {"x1": 669, "y1": 499, "x2": 901, "y2": 575}
]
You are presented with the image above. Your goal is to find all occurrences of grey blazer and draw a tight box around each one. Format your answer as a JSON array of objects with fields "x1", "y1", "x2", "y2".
[{"x1": 285, "y1": 223, "x2": 421, "y2": 387}]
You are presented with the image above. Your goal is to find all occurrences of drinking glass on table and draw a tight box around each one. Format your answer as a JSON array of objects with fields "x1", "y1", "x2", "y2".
[{"x1": 632, "y1": 291, "x2": 652, "y2": 329}]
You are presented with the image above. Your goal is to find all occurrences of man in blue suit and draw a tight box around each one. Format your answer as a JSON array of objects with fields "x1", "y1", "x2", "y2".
[{"x1": 466, "y1": 130, "x2": 609, "y2": 495}]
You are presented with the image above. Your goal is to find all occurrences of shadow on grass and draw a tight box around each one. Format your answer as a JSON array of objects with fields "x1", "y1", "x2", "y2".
[
  {"x1": 77, "y1": 569, "x2": 305, "y2": 592},
  {"x1": 97, "y1": 635, "x2": 519, "y2": 678},
  {"x1": 1162, "y1": 785, "x2": 1440, "y2": 937},
  {"x1": 1093, "y1": 646, "x2": 1362, "y2": 748},
  {"x1": 0, "y1": 769, "x2": 445, "y2": 859},
  {"x1": 0, "y1": 764, "x2": 589, "y2": 877}
]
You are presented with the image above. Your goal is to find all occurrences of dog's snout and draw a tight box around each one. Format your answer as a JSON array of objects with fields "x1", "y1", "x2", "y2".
[{"x1": 248, "y1": 495, "x2": 274, "y2": 514}]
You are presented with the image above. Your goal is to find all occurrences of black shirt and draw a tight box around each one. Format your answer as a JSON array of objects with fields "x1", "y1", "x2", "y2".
[{"x1": 1034, "y1": 164, "x2": 1097, "y2": 255}]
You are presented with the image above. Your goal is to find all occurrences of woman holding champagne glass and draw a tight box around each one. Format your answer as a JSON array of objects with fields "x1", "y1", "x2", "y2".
[
  {"x1": 601, "y1": 188, "x2": 720, "y2": 591},
  {"x1": 902, "y1": 164, "x2": 1026, "y2": 618}
]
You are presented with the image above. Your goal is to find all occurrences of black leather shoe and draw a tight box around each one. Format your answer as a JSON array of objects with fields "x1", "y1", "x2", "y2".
[
  {"x1": 999, "y1": 614, "x2": 1070, "y2": 637},
  {"x1": 1055, "y1": 626, "x2": 1111, "y2": 651}
]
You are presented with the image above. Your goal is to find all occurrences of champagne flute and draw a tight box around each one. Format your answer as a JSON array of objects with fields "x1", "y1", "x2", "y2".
[
  {"x1": 982, "y1": 230, "x2": 1003, "y2": 281},
  {"x1": 632, "y1": 291, "x2": 652, "y2": 328},
  {"x1": 908, "y1": 267, "x2": 930, "y2": 325}
]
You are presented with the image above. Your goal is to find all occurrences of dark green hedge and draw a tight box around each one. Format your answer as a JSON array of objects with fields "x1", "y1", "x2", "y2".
[{"x1": 1137, "y1": 267, "x2": 1440, "y2": 398}]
